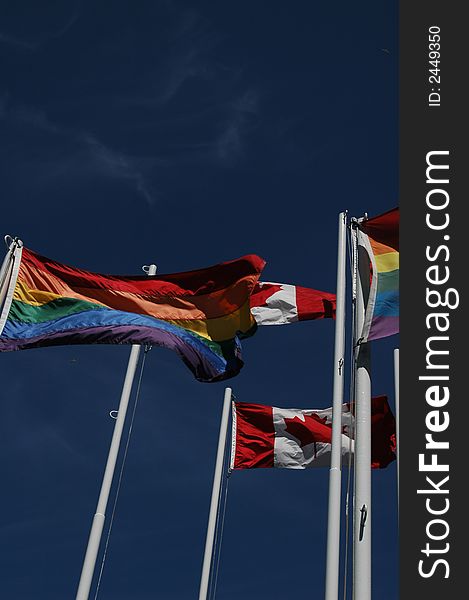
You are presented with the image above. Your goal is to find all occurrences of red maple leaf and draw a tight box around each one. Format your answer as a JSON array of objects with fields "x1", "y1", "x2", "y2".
[
  {"x1": 250, "y1": 283, "x2": 283, "y2": 307},
  {"x1": 283, "y1": 413, "x2": 332, "y2": 448}
]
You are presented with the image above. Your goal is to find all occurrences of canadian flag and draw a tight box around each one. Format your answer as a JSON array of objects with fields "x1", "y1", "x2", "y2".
[
  {"x1": 250, "y1": 282, "x2": 335, "y2": 325},
  {"x1": 231, "y1": 396, "x2": 396, "y2": 470}
]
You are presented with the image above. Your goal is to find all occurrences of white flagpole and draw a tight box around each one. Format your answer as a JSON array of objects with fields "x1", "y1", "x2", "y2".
[
  {"x1": 198, "y1": 387, "x2": 232, "y2": 600},
  {"x1": 352, "y1": 224, "x2": 372, "y2": 600},
  {"x1": 394, "y1": 348, "x2": 399, "y2": 520},
  {"x1": 76, "y1": 263, "x2": 157, "y2": 600},
  {"x1": 324, "y1": 212, "x2": 347, "y2": 600},
  {"x1": 0, "y1": 237, "x2": 19, "y2": 307}
]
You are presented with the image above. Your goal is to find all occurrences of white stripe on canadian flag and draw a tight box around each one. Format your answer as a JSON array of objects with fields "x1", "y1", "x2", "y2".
[
  {"x1": 250, "y1": 282, "x2": 298, "y2": 325},
  {"x1": 273, "y1": 406, "x2": 353, "y2": 469},
  {"x1": 249, "y1": 281, "x2": 336, "y2": 326}
]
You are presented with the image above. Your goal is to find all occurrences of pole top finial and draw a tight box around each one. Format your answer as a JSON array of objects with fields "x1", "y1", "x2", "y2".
[
  {"x1": 4, "y1": 235, "x2": 23, "y2": 250},
  {"x1": 142, "y1": 264, "x2": 157, "y2": 275}
]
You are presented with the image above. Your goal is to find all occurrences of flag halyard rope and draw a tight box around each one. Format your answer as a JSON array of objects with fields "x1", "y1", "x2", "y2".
[
  {"x1": 209, "y1": 471, "x2": 230, "y2": 600},
  {"x1": 93, "y1": 345, "x2": 150, "y2": 600},
  {"x1": 208, "y1": 406, "x2": 233, "y2": 600}
]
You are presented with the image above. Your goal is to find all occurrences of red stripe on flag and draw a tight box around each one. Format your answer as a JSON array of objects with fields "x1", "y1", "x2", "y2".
[
  {"x1": 22, "y1": 247, "x2": 266, "y2": 296},
  {"x1": 295, "y1": 286, "x2": 336, "y2": 320},
  {"x1": 249, "y1": 283, "x2": 283, "y2": 308},
  {"x1": 370, "y1": 395, "x2": 397, "y2": 469},
  {"x1": 233, "y1": 403, "x2": 275, "y2": 468},
  {"x1": 360, "y1": 207, "x2": 399, "y2": 251}
]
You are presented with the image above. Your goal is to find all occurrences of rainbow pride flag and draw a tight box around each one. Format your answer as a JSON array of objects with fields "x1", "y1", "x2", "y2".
[
  {"x1": 358, "y1": 207, "x2": 399, "y2": 341},
  {"x1": 0, "y1": 244, "x2": 265, "y2": 382}
]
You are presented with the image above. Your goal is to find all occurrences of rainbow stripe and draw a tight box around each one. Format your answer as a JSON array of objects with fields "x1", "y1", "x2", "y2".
[
  {"x1": 358, "y1": 207, "x2": 399, "y2": 341},
  {"x1": 0, "y1": 246, "x2": 265, "y2": 382}
]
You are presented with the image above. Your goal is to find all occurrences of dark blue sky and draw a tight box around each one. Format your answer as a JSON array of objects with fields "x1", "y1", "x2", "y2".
[{"x1": 1, "y1": 1, "x2": 398, "y2": 598}]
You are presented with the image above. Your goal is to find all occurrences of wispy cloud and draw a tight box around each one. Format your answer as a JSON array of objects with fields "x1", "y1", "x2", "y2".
[
  {"x1": 0, "y1": 32, "x2": 38, "y2": 51},
  {"x1": 0, "y1": 3, "x2": 80, "y2": 52},
  {"x1": 216, "y1": 89, "x2": 260, "y2": 164},
  {"x1": 50, "y1": 6, "x2": 81, "y2": 40},
  {"x1": 79, "y1": 134, "x2": 157, "y2": 206},
  {"x1": 153, "y1": 47, "x2": 212, "y2": 107},
  {"x1": 233, "y1": 89, "x2": 260, "y2": 115},
  {"x1": 10, "y1": 104, "x2": 62, "y2": 134},
  {"x1": 1, "y1": 101, "x2": 157, "y2": 206},
  {"x1": 120, "y1": 45, "x2": 215, "y2": 109},
  {"x1": 1, "y1": 3, "x2": 261, "y2": 193}
]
